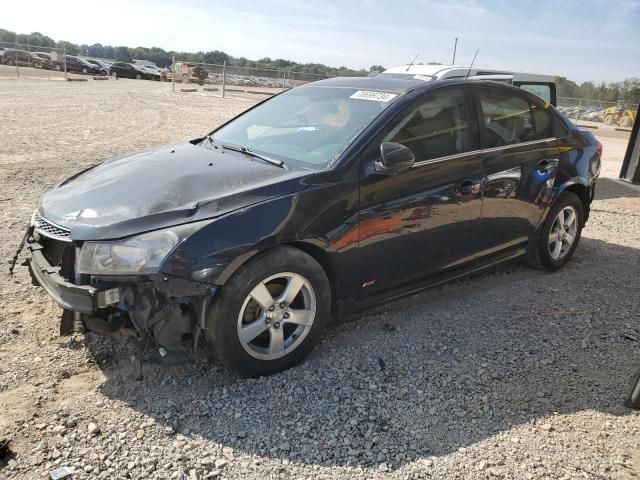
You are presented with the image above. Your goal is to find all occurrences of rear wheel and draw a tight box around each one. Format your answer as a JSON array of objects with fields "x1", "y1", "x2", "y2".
[
  {"x1": 81, "y1": 67, "x2": 88, "y2": 74},
  {"x1": 135, "y1": 73, "x2": 142, "y2": 80},
  {"x1": 205, "y1": 246, "x2": 331, "y2": 377},
  {"x1": 525, "y1": 192, "x2": 584, "y2": 271}
]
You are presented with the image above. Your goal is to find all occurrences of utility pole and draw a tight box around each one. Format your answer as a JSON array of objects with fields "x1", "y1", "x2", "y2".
[{"x1": 171, "y1": 55, "x2": 175, "y2": 92}]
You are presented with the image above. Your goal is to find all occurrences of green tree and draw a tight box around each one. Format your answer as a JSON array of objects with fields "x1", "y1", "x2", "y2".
[
  {"x1": 56, "y1": 40, "x2": 79, "y2": 55},
  {"x1": 88, "y1": 43, "x2": 105, "y2": 58},
  {"x1": 203, "y1": 50, "x2": 229, "y2": 65},
  {"x1": 114, "y1": 46, "x2": 132, "y2": 62},
  {"x1": 0, "y1": 28, "x2": 17, "y2": 43},
  {"x1": 369, "y1": 64, "x2": 385, "y2": 72}
]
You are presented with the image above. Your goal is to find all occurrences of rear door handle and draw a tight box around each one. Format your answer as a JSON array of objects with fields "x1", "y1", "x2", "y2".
[{"x1": 454, "y1": 180, "x2": 481, "y2": 196}]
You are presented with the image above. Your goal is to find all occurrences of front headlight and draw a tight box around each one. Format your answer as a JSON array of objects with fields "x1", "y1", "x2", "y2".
[{"x1": 76, "y1": 223, "x2": 204, "y2": 275}]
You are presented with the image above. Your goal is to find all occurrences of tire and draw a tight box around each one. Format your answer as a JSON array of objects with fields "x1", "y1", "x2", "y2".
[
  {"x1": 33, "y1": 61, "x2": 41, "y2": 69},
  {"x1": 136, "y1": 73, "x2": 142, "y2": 80},
  {"x1": 54, "y1": 64, "x2": 62, "y2": 71},
  {"x1": 525, "y1": 191, "x2": 584, "y2": 271},
  {"x1": 205, "y1": 246, "x2": 331, "y2": 377},
  {"x1": 6, "y1": 58, "x2": 15, "y2": 66},
  {"x1": 182, "y1": 73, "x2": 189, "y2": 83},
  {"x1": 620, "y1": 116, "x2": 633, "y2": 128},
  {"x1": 81, "y1": 67, "x2": 88, "y2": 74}
]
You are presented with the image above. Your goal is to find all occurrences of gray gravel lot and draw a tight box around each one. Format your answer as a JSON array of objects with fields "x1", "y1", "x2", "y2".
[{"x1": 0, "y1": 77, "x2": 639, "y2": 480}]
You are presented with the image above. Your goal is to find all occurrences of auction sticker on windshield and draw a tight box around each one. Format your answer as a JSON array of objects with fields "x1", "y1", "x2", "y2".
[{"x1": 350, "y1": 90, "x2": 398, "y2": 102}]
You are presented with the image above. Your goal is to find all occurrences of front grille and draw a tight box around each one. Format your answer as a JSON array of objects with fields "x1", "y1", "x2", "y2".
[{"x1": 33, "y1": 211, "x2": 71, "y2": 242}]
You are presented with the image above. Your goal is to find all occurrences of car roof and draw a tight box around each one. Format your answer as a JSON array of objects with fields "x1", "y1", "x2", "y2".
[
  {"x1": 383, "y1": 64, "x2": 554, "y2": 83},
  {"x1": 303, "y1": 76, "x2": 548, "y2": 105},
  {"x1": 303, "y1": 76, "x2": 425, "y2": 94}
]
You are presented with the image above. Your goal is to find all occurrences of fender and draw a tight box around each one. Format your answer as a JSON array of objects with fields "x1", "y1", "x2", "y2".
[
  {"x1": 536, "y1": 176, "x2": 593, "y2": 230},
  {"x1": 158, "y1": 193, "x2": 333, "y2": 286}
]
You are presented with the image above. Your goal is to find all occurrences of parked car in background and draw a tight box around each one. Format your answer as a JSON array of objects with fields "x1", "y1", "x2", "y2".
[
  {"x1": 86, "y1": 58, "x2": 110, "y2": 76},
  {"x1": 65, "y1": 55, "x2": 100, "y2": 75},
  {"x1": 109, "y1": 62, "x2": 158, "y2": 80},
  {"x1": 0, "y1": 47, "x2": 5, "y2": 62},
  {"x1": 30, "y1": 52, "x2": 54, "y2": 69},
  {"x1": 2, "y1": 48, "x2": 33, "y2": 66},
  {"x1": 24, "y1": 77, "x2": 601, "y2": 377},
  {"x1": 380, "y1": 64, "x2": 558, "y2": 106},
  {"x1": 135, "y1": 64, "x2": 161, "y2": 80}
]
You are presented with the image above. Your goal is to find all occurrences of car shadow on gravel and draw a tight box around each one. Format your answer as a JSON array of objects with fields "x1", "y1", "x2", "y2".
[
  {"x1": 593, "y1": 177, "x2": 640, "y2": 200},
  {"x1": 89, "y1": 235, "x2": 640, "y2": 469}
]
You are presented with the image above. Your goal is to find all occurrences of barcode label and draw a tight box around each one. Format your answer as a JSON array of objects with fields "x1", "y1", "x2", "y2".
[{"x1": 350, "y1": 90, "x2": 398, "y2": 102}]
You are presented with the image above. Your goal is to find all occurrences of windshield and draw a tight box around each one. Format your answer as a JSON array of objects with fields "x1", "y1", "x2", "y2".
[{"x1": 210, "y1": 86, "x2": 398, "y2": 168}]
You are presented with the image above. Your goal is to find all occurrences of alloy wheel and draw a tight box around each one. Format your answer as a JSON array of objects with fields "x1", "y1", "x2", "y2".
[
  {"x1": 548, "y1": 206, "x2": 578, "y2": 260},
  {"x1": 237, "y1": 272, "x2": 316, "y2": 360}
]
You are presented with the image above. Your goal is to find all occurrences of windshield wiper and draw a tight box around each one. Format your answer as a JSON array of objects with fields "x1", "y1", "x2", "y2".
[{"x1": 221, "y1": 143, "x2": 286, "y2": 169}]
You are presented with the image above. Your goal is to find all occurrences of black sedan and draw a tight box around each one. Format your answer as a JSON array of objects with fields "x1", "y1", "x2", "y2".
[
  {"x1": 23, "y1": 77, "x2": 600, "y2": 376},
  {"x1": 65, "y1": 55, "x2": 101, "y2": 75},
  {"x1": 108, "y1": 62, "x2": 157, "y2": 80}
]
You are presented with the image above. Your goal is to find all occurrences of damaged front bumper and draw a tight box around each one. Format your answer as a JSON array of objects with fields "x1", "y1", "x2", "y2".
[
  {"x1": 28, "y1": 241, "x2": 118, "y2": 314},
  {"x1": 26, "y1": 233, "x2": 216, "y2": 352}
]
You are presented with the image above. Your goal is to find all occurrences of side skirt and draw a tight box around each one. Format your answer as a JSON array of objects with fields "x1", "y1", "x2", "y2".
[{"x1": 340, "y1": 246, "x2": 527, "y2": 317}]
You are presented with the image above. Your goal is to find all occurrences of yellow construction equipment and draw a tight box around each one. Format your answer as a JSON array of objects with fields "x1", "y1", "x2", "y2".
[{"x1": 602, "y1": 106, "x2": 636, "y2": 128}]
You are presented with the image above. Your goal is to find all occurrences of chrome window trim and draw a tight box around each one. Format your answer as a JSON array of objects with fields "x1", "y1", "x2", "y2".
[
  {"x1": 412, "y1": 150, "x2": 482, "y2": 168},
  {"x1": 481, "y1": 137, "x2": 557, "y2": 154},
  {"x1": 410, "y1": 137, "x2": 557, "y2": 168}
]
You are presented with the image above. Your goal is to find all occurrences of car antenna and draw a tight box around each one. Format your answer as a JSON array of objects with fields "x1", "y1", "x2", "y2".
[
  {"x1": 405, "y1": 53, "x2": 419, "y2": 72},
  {"x1": 465, "y1": 49, "x2": 479, "y2": 78},
  {"x1": 452, "y1": 37, "x2": 458, "y2": 65}
]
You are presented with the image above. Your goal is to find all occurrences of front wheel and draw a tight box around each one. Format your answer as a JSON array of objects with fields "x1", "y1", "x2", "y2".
[
  {"x1": 81, "y1": 67, "x2": 88, "y2": 74},
  {"x1": 205, "y1": 246, "x2": 331, "y2": 377},
  {"x1": 525, "y1": 191, "x2": 584, "y2": 271},
  {"x1": 135, "y1": 73, "x2": 142, "y2": 80}
]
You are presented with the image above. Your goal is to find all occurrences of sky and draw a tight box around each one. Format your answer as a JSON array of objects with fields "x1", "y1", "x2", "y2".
[{"x1": 2, "y1": 0, "x2": 639, "y2": 83}]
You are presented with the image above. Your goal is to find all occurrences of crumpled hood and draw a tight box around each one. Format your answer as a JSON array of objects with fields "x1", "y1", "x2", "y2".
[{"x1": 39, "y1": 141, "x2": 314, "y2": 240}]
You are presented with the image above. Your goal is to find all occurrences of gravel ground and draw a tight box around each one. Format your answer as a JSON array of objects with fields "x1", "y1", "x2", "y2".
[{"x1": 1, "y1": 77, "x2": 640, "y2": 480}]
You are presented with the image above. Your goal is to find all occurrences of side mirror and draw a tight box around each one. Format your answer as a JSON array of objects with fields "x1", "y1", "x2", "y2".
[{"x1": 375, "y1": 142, "x2": 415, "y2": 174}]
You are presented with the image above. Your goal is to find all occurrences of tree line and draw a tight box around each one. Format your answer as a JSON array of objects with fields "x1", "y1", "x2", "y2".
[
  {"x1": 556, "y1": 76, "x2": 639, "y2": 104},
  {"x1": 0, "y1": 28, "x2": 369, "y2": 77},
  {"x1": 1, "y1": 28, "x2": 638, "y2": 103}
]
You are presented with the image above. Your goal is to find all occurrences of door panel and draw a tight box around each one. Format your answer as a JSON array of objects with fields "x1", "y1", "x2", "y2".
[
  {"x1": 473, "y1": 86, "x2": 560, "y2": 257},
  {"x1": 358, "y1": 153, "x2": 484, "y2": 295},
  {"x1": 356, "y1": 86, "x2": 483, "y2": 297},
  {"x1": 478, "y1": 140, "x2": 559, "y2": 256}
]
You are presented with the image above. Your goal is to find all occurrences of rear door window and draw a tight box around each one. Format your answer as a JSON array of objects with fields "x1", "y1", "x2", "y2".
[{"x1": 476, "y1": 88, "x2": 537, "y2": 148}]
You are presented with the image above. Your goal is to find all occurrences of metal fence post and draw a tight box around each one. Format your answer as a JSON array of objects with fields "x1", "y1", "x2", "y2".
[
  {"x1": 171, "y1": 55, "x2": 175, "y2": 92},
  {"x1": 222, "y1": 61, "x2": 226, "y2": 98},
  {"x1": 63, "y1": 47, "x2": 67, "y2": 80},
  {"x1": 282, "y1": 72, "x2": 286, "y2": 91},
  {"x1": 14, "y1": 40, "x2": 19, "y2": 77}
]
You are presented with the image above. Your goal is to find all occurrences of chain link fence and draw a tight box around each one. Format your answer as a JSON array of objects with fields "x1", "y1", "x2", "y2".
[
  {"x1": 557, "y1": 96, "x2": 639, "y2": 127},
  {"x1": 169, "y1": 60, "x2": 334, "y2": 96}
]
